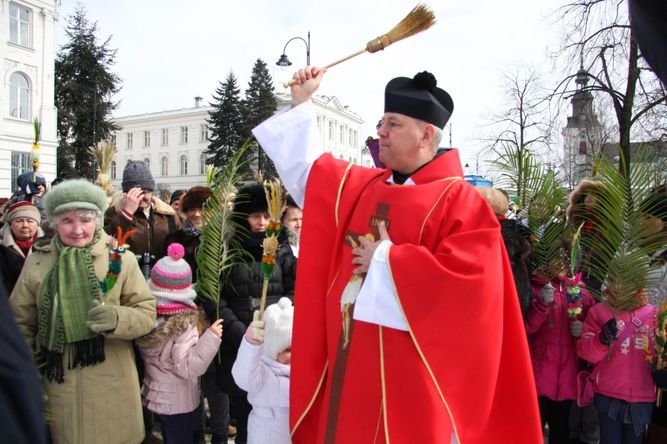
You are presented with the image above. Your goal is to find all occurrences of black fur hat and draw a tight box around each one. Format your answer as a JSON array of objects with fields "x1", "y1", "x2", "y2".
[{"x1": 234, "y1": 183, "x2": 268, "y2": 217}]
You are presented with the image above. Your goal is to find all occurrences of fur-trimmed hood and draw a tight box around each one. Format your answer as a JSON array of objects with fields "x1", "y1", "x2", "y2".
[
  {"x1": 567, "y1": 178, "x2": 605, "y2": 225},
  {"x1": 136, "y1": 310, "x2": 201, "y2": 349}
]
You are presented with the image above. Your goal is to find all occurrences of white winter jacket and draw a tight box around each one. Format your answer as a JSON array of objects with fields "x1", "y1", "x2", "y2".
[{"x1": 232, "y1": 338, "x2": 291, "y2": 444}]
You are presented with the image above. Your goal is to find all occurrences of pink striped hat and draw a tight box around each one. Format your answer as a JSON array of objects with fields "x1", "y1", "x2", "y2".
[{"x1": 149, "y1": 243, "x2": 197, "y2": 315}]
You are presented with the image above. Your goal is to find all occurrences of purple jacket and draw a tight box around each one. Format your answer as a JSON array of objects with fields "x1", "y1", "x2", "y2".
[
  {"x1": 525, "y1": 276, "x2": 596, "y2": 400},
  {"x1": 138, "y1": 313, "x2": 221, "y2": 415},
  {"x1": 576, "y1": 301, "x2": 656, "y2": 403}
]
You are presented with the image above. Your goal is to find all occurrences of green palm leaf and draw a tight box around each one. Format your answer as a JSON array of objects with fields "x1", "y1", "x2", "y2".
[
  {"x1": 489, "y1": 144, "x2": 569, "y2": 281},
  {"x1": 578, "y1": 146, "x2": 666, "y2": 310},
  {"x1": 196, "y1": 141, "x2": 253, "y2": 305}
]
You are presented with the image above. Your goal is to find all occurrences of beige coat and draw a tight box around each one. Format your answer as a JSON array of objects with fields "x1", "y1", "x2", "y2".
[{"x1": 10, "y1": 230, "x2": 156, "y2": 444}]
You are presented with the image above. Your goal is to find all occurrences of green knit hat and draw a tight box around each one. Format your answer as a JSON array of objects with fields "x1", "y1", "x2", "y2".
[{"x1": 44, "y1": 179, "x2": 108, "y2": 219}]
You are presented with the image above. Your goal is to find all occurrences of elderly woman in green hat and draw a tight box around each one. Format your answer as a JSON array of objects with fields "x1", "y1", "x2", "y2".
[{"x1": 10, "y1": 179, "x2": 156, "y2": 444}]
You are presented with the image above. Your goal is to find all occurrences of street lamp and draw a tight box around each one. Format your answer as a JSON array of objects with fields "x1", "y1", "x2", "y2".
[{"x1": 276, "y1": 31, "x2": 311, "y2": 66}]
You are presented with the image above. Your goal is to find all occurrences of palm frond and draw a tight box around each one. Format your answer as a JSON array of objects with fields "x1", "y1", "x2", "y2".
[
  {"x1": 528, "y1": 169, "x2": 568, "y2": 281},
  {"x1": 195, "y1": 142, "x2": 253, "y2": 305},
  {"x1": 579, "y1": 147, "x2": 667, "y2": 310},
  {"x1": 487, "y1": 145, "x2": 545, "y2": 208}
]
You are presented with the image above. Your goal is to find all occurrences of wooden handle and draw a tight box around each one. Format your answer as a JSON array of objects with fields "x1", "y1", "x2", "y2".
[
  {"x1": 258, "y1": 278, "x2": 270, "y2": 319},
  {"x1": 282, "y1": 48, "x2": 367, "y2": 88}
]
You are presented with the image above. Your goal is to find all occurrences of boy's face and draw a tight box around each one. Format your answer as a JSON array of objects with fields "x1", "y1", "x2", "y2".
[{"x1": 276, "y1": 348, "x2": 291, "y2": 365}]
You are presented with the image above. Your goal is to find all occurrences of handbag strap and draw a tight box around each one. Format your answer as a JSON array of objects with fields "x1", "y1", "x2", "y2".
[{"x1": 610, "y1": 304, "x2": 654, "y2": 349}]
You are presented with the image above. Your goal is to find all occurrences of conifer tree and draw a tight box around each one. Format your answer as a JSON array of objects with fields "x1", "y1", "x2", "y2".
[
  {"x1": 55, "y1": 5, "x2": 120, "y2": 179},
  {"x1": 206, "y1": 71, "x2": 245, "y2": 169},
  {"x1": 241, "y1": 59, "x2": 279, "y2": 179}
]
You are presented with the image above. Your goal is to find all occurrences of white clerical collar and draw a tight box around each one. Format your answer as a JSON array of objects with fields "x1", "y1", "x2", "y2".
[{"x1": 386, "y1": 175, "x2": 416, "y2": 186}]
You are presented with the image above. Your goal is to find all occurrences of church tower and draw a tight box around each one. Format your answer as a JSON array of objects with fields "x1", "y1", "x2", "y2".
[{"x1": 561, "y1": 67, "x2": 604, "y2": 188}]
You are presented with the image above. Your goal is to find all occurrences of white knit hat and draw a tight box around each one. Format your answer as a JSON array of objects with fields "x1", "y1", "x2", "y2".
[
  {"x1": 263, "y1": 297, "x2": 294, "y2": 359},
  {"x1": 149, "y1": 243, "x2": 197, "y2": 316}
]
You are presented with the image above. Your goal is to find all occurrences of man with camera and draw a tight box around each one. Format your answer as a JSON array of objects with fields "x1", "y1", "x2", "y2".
[{"x1": 104, "y1": 160, "x2": 181, "y2": 278}]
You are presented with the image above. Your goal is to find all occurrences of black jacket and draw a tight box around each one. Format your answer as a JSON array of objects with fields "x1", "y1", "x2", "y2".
[{"x1": 207, "y1": 231, "x2": 296, "y2": 394}]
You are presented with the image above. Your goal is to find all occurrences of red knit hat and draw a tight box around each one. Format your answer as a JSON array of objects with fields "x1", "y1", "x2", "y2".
[{"x1": 5, "y1": 201, "x2": 40, "y2": 224}]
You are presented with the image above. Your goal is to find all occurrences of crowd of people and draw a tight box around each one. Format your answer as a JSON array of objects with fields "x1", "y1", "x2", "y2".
[{"x1": 0, "y1": 65, "x2": 665, "y2": 444}]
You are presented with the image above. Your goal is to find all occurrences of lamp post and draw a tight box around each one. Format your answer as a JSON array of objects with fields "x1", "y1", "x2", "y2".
[{"x1": 276, "y1": 31, "x2": 311, "y2": 67}]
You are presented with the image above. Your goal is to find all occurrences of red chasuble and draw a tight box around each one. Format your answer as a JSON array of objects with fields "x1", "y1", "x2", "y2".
[{"x1": 291, "y1": 150, "x2": 542, "y2": 444}]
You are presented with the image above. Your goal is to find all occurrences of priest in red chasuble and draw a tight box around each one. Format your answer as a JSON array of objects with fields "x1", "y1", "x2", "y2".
[{"x1": 252, "y1": 67, "x2": 542, "y2": 444}]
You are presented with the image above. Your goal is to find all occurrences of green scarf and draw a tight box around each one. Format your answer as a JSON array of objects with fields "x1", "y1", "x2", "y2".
[{"x1": 37, "y1": 231, "x2": 105, "y2": 383}]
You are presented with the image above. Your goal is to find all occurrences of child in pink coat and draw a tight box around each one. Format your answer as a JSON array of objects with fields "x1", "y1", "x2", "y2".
[
  {"x1": 526, "y1": 269, "x2": 595, "y2": 444},
  {"x1": 137, "y1": 243, "x2": 223, "y2": 443},
  {"x1": 576, "y1": 289, "x2": 656, "y2": 444}
]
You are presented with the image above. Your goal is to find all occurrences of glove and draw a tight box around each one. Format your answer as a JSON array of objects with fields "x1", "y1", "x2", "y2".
[
  {"x1": 86, "y1": 300, "x2": 118, "y2": 333},
  {"x1": 598, "y1": 318, "x2": 618, "y2": 345},
  {"x1": 540, "y1": 283, "x2": 555, "y2": 304},
  {"x1": 570, "y1": 320, "x2": 583, "y2": 338},
  {"x1": 245, "y1": 310, "x2": 265, "y2": 344},
  {"x1": 652, "y1": 369, "x2": 667, "y2": 389}
]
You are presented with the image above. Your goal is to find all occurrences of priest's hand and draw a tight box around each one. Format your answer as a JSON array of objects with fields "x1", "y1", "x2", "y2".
[
  {"x1": 291, "y1": 66, "x2": 326, "y2": 107},
  {"x1": 352, "y1": 222, "x2": 391, "y2": 274}
]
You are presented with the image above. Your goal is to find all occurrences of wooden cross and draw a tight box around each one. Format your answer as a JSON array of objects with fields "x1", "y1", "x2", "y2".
[{"x1": 368, "y1": 202, "x2": 391, "y2": 239}]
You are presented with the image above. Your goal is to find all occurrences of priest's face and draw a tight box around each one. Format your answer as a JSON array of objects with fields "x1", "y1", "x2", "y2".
[{"x1": 377, "y1": 113, "x2": 436, "y2": 174}]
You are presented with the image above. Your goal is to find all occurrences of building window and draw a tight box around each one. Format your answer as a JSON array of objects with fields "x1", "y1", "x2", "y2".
[
  {"x1": 110, "y1": 161, "x2": 117, "y2": 179},
  {"x1": 316, "y1": 116, "x2": 322, "y2": 132},
  {"x1": 200, "y1": 124, "x2": 208, "y2": 143},
  {"x1": 579, "y1": 141, "x2": 587, "y2": 155},
  {"x1": 328, "y1": 121, "x2": 334, "y2": 141},
  {"x1": 161, "y1": 128, "x2": 169, "y2": 146},
  {"x1": 180, "y1": 126, "x2": 189, "y2": 144},
  {"x1": 9, "y1": 2, "x2": 31, "y2": 47},
  {"x1": 127, "y1": 132, "x2": 133, "y2": 149},
  {"x1": 340, "y1": 126, "x2": 345, "y2": 144},
  {"x1": 161, "y1": 156, "x2": 169, "y2": 176},
  {"x1": 353, "y1": 130, "x2": 358, "y2": 147},
  {"x1": 9, "y1": 72, "x2": 30, "y2": 120},
  {"x1": 349, "y1": 129, "x2": 354, "y2": 146},
  {"x1": 144, "y1": 130, "x2": 151, "y2": 147},
  {"x1": 10, "y1": 151, "x2": 31, "y2": 192},
  {"x1": 200, "y1": 153, "x2": 206, "y2": 174},
  {"x1": 180, "y1": 155, "x2": 188, "y2": 175},
  {"x1": 144, "y1": 157, "x2": 150, "y2": 171}
]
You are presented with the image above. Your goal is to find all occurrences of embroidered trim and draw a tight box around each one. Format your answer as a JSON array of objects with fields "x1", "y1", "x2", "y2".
[
  {"x1": 379, "y1": 326, "x2": 390, "y2": 444},
  {"x1": 291, "y1": 362, "x2": 328, "y2": 438},
  {"x1": 334, "y1": 162, "x2": 355, "y2": 227},
  {"x1": 418, "y1": 177, "x2": 462, "y2": 244}
]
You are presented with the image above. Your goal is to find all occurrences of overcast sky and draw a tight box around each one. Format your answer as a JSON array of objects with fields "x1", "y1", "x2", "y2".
[{"x1": 55, "y1": 0, "x2": 567, "y2": 166}]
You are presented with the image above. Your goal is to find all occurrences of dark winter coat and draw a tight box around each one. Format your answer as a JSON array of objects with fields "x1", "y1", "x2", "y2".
[
  {"x1": 208, "y1": 231, "x2": 296, "y2": 395},
  {"x1": 0, "y1": 244, "x2": 24, "y2": 294}
]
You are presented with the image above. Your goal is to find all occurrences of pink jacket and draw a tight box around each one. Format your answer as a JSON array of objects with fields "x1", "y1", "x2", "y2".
[
  {"x1": 576, "y1": 301, "x2": 656, "y2": 403},
  {"x1": 139, "y1": 320, "x2": 220, "y2": 415},
  {"x1": 525, "y1": 276, "x2": 596, "y2": 400}
]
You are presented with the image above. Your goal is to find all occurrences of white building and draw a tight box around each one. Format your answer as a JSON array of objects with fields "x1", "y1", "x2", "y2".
[
  {"x1": 0, "y1": 0, "x2": 58, "y2": 197},
  {"x1": 111, "y1": 94, "x2": 369, "y2": 197}
]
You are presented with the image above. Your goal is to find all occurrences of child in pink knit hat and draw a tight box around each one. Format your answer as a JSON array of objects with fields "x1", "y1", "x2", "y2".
[{"x1": 137, "y1": 243, "x2": 223, "y2": 443}]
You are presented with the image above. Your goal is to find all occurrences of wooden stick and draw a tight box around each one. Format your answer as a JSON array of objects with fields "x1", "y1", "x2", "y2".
[{"x1": 259, "y1": 278, "x2": 269, "y2": 319}]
